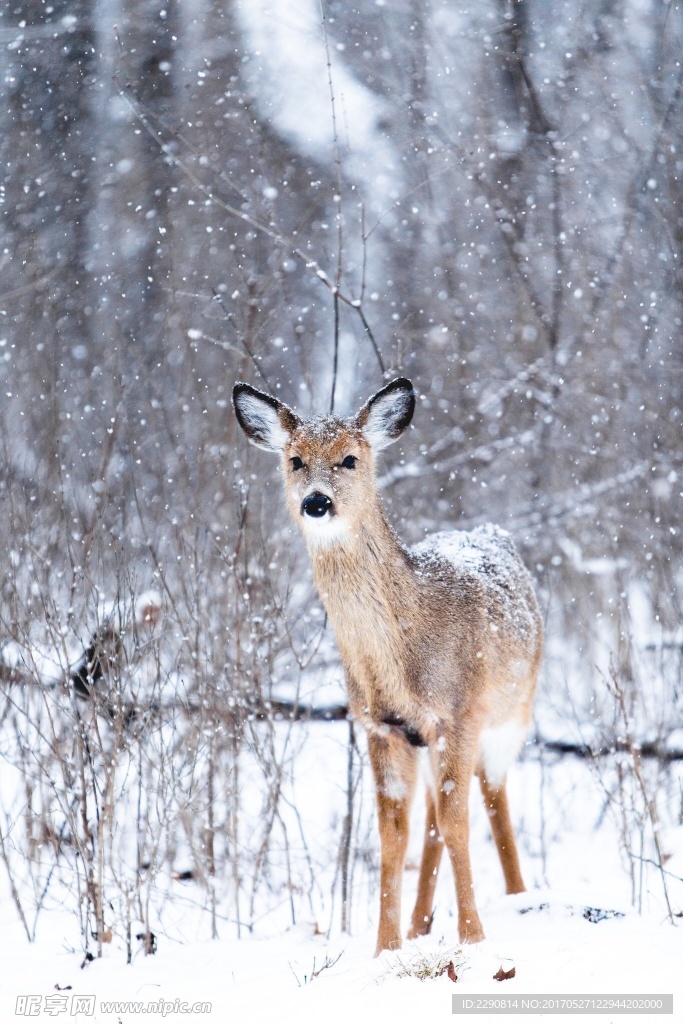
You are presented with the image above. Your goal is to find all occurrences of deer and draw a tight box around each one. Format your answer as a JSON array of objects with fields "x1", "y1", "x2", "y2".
[{"x1": 232, "y1": 376, "x2": 543, "y2": 954}]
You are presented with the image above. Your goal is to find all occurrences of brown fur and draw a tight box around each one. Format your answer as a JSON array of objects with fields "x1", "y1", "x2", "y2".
[{"x1": 233, "y1": 379, "x2": 543, "y2": 953}]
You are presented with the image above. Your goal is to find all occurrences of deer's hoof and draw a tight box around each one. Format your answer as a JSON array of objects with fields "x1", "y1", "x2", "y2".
[
  {"x1": 374, "y1": 936, "x2": 402, "y2": 957},
  {"x1": 407, "y1": 918, "x2": 432, "y2": 939}
]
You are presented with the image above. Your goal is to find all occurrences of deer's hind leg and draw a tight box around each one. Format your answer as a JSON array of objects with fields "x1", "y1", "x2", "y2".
[
  {"x1": 478, "y1": 772, "x2": 525, "y2": 895},
  {"x1": 368, "y1": 730, "x2": 419, "y2": 955},
  {"x1": 407, "y1": 782, "x2": 443, "y2": 938}
]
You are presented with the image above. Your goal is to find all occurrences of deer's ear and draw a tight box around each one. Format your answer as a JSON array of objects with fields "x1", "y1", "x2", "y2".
[
  {"x1": 232, "y1": 383, "x2": 299, "y2": 452},
  {"x1": 355, "y1": 377, "x2": 415, "y2": 450}
]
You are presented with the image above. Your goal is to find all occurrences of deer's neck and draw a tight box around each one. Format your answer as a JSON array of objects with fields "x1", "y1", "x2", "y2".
[
  {"x1": 309, "y1": 500, "x2": 411, "y2": 593},
  {"x1": 307, "y1": 498, "x2": 419, "y2": 707}
]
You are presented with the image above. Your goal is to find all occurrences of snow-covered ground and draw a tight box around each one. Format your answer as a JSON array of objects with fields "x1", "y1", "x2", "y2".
[
  {"x1": 1, "y1": 725, "x2": 681, "y2": 1023},
  {"x1": 2, "y1": 895, "x2": 679, "y2": 1023}
]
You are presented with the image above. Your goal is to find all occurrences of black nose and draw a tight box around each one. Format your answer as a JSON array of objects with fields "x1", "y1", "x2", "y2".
[{"x1": 302, "y1": 491, "x2": 333, "y2": 518}]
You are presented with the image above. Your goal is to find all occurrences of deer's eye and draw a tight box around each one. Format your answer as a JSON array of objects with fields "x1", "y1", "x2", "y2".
[
  {"x1": 290, "y1": 456, "x2": 304, "y2": 471},
  {"x1": 341, "y1": 455, "x2": 357, "y2": 469}
]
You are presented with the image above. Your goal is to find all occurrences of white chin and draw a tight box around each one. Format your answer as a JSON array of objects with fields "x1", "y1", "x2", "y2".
[{"x1": 301, "y1": 513, "x2": 351, "y2": 549}]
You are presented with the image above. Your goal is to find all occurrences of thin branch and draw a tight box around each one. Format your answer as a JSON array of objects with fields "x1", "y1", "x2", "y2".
[
  {"x1": 209, "y1": 289, "x2": 272, "y2": 389},
  {"x1": 318, "y1": 0, "x2": 344, "y2": 411},
  {"x1": 330, "y1": 292, "x2": 340, "y2": 413}
]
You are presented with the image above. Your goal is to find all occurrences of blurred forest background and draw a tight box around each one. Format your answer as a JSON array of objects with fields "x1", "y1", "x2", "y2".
[{"x1": 1, "y1": 0, "x2": 682, "y2": 956}]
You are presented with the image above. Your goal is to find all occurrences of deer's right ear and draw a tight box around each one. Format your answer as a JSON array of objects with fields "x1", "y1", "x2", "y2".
[{"x1": 232, "y1": 383, "x2": 299, "y2": 452}]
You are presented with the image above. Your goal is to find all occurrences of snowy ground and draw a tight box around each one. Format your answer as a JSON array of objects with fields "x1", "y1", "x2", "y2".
[
  {"x1": 2, "y1": 895, "x2": 679, "y2": 1024},
  {"x1": 1, "y1": 729, "x2": 681, "y2": 1024}
]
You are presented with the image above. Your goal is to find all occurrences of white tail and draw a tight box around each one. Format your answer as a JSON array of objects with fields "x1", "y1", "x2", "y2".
[{"x1": 233, "y1": 377, "x2": 543, "y2": 952}]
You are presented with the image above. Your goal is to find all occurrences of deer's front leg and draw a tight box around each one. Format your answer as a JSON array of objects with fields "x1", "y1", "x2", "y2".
[
  {"x1": 434, "y1": 731, "x2": 485, "y2": 944},
  {"x1": 407, "y1": 784, "x2": 443, "y2": 938},
  {"x1": 367, "y1": 729, "x2": 418, "y2": 955}
]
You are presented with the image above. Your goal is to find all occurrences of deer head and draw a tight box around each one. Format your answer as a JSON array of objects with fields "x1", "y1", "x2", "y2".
[{"x1": 232, "y1": 378, "x2": 415, "y2": 548}]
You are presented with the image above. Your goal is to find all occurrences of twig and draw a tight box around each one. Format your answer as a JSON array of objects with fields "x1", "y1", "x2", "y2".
[
  {"x1": 210, "y1": 289, "x2": 272, "y2": 389},
  {"x1": 604, "y1": 661, "x2": 675, "y2": 924},
  {"x1": 330, "y1": 292, "x2": 340, "y2": 413},
  {"x1": 628, "y1": 854, "x2": 683, "y2": 885},
  {"x1": 340, "y1": 720, "x2": 356, "y2": 932},
  {"x1": 319, "y1": 0, "x2": 344, "y2": 412},
  {"x1": 0, "y1": 820, "x2": 32, "y2": 942}
]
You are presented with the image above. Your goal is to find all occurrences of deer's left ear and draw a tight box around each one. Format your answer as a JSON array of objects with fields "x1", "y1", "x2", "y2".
[
  {"x1": 233, "y1": 383, "x2": 299, "y2": 452},
  {"x1": 355, "y1": 377, "x2": 415, "y2": 450}
]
